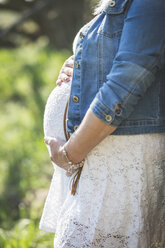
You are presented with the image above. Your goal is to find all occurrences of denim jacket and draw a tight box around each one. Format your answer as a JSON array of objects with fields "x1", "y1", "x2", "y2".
[{"x1": 67, "y1": 0, "x2": 165, "y2": 135}]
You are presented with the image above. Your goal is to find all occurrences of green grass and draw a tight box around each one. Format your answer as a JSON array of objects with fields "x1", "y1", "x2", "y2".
[{"x1": 0, "y1": 219, "x2": 54, "y2": 248}]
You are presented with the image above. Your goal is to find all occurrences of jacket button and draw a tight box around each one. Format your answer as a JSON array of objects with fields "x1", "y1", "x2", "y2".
[
  {"x1": 110, "y1": 0, "x2": 116, "y2": 7},
  {"x1": 74, "y1": 125, "x2": 79, "y2": 131},
  {"x1": 75, "y1": 61, "x2": 80, "y2": 69},
  {"x1": 105, "y1": 115, "x2": 112, "y2": 122},
  {"x1": 72, "y1": 96, "x2": 79, "y2": 103}
]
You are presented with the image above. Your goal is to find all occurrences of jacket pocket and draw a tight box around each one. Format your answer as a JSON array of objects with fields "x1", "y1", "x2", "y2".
[
  {"x1": 97, "y1": 0, "x2": 129, "y2": 38},
  {"x1": 105, "y1": 0, "x2": 130, "y2": 15}
]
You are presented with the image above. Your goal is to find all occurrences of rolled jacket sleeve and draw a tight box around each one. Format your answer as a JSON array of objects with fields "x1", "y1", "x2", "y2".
[{"x1": 90, "y1": 0, "x2": 165, "y2": 126}]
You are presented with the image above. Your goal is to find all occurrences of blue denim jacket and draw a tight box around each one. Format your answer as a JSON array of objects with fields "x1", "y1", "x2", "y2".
[{"x1": 67, "y1": 0, "x2": 165, "y2": 135}]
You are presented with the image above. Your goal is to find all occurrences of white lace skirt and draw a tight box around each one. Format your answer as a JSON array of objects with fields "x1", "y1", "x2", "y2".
[{"x1": 39, "y1": 82, "x2": 165, "y2": 248}]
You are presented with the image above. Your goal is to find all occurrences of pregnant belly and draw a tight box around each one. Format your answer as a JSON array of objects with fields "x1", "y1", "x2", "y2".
[{"x1": 43, "y1": 82, "x2": 71, "y2": 140}]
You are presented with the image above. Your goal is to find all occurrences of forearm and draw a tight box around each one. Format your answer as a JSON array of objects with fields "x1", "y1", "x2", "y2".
[{"x1": 65, "y1": 109, "x2": 117, "y2": 163}]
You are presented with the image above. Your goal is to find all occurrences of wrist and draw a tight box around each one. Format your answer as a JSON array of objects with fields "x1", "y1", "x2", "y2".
[
  {"x1": 62, "y1": 145, "x2": 85, "y2": 176},
  {"x1": 64, "y1": 141, "x2": 85, "y2": 164},
  {"x1": 64, "y1": 142, "x2": 84, "y2": 163}
]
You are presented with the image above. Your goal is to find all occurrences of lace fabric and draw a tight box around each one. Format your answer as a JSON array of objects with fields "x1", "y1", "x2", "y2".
[{"x1": 39, "y1": 81, "x2": 165, "y2": 248}]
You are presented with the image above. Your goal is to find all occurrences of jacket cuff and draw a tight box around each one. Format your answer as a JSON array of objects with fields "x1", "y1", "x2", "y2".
[
  {"x1": 90, "y1": 97, "x2": 121, "y2": 126},
  {"x1": 90, "y1": 61, "x2": 156, "y2": 127}
]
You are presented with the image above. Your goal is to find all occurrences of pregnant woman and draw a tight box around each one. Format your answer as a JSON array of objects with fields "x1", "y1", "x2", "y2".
[{"x1": 39, "y1": 0, "x2": 165, "y2": 247}]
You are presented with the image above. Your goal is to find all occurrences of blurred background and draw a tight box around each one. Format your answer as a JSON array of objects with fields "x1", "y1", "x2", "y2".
[{"x1": 0, "y1": 0, "x2": 97, "y2": 247}]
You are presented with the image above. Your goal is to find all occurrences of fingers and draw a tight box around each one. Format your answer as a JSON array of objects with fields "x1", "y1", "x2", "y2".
[
  {"x1": 62, "y1": 55, "x2": 74, "y2": 70},
  {"x1": 62, "y1": 67, "x2": 73, "y2": 77},
  {"x1": 44, "y1": 137, "x2": 50, "y2": 145},
  {"x1": 44, "y1": 137, "x2": 58, "y2": 163},
  {"x1": 65, "y1": 57, "x2": 74, "y2": 68},
  {"x1": 56, "y1": 55, "x2": 74, "y2": 86},
  {"x1": 44, "y1": 136, "x2": 56, "y2": 145},
  {"x1": 56, "y1": 79, "x2": 62, "y2": 86},
  {"x1": 44, "y1": 136, "x2": 64, "y2": 149},
  {"x1": 59, "y1": 72, "x2": 72, "y2": 81},
  {"x1": 56, "y1": 76, "x2": 71, "y2": 86},
  {"x1": 44, "y1": 137, "x2": 71, "y2": 172},
  {"x1": 56, "y1": 68, "x2": 72, "y2": 85}
]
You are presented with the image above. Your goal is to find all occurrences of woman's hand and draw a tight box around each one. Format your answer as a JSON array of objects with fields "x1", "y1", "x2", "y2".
[
  {"x1": 56, "y1": 55, "x2": 74, "y2": 86},
  {"x1": 44, "y1": 136, "x2": 69, "y2": 171}
]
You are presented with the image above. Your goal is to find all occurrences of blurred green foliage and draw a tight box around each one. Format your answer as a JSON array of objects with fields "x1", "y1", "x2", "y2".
[
  {"x1": 0, "y1": 219, "x2": 54, "y2": 248},
  {"x1": 0, "y1": 39, "x2": 71, "y2": 247}
]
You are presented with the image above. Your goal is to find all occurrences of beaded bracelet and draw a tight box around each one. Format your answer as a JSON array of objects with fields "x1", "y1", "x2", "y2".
[{"x1": 62, "y1": 146, "x2": 85, "y2": 176}]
